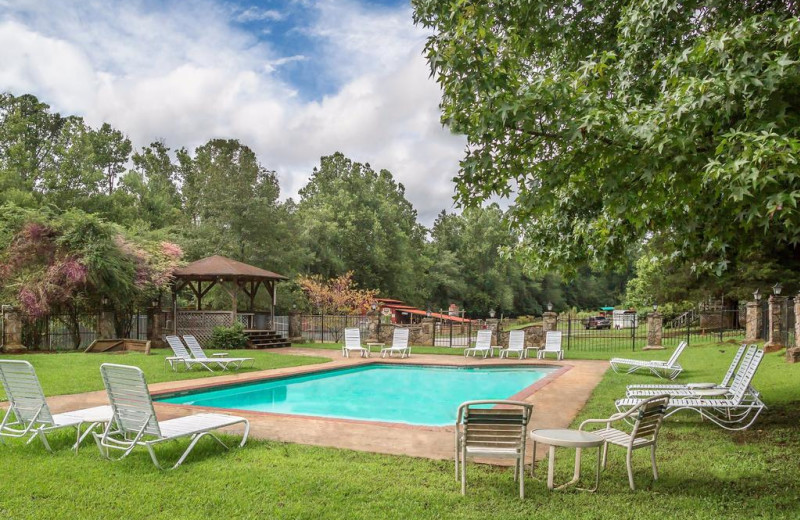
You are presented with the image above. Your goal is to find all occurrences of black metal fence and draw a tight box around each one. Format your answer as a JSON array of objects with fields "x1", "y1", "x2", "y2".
[
  {"x1": 555, "y1": 315, "x2": 648, "y2": 352},
  {"x1": 432, "y1": 320, "x2": 476, "y2": 347},
  {"x1": 4, "y1": 310, "x2": 149, "y2": 351},
  {"x1": 296, "y1": 314, "x2": 371, "y2": 343},
  {"x1": 662, "y1": 308, "x2": 746, "y2": 347}
]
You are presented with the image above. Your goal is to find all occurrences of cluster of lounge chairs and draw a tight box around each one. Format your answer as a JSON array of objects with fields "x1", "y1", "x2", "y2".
[
  {"x1": 0, "y1": 359, "x2": 249, "y2": 469},
  {"x1": 165, "y1": 335, "x2": 255, "y2": 371}
]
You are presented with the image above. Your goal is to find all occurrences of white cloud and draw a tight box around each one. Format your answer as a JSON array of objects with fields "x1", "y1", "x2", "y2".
[
  {"x1": 234, "y1": 7, "x2": 283, "y2": 23},
  {"x1": 0, "y1": 0, "x2": 466, "y2": 226}
]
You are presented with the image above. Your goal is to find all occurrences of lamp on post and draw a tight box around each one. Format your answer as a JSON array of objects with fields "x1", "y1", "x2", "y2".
[
  {"x1": 101, "y1": 296, "x2": 110, "y2": 309},
  {"x1": 426, "y1": 308, "x2": 432, "y2": 318},
  {"x1": 652, "y1": 302, "x2": 658, "y2": 313},
  {"x1": 753, "y1": 288, "x2": 761, "y2": 302},
  {"x1": 546, "y1": 302, "x2": 553, "y2": 312},
  {"x1": 772, "y1": 283, "x2": 783, "y2": 296},
  {"x1": 489, "y1": 309, "x2": 496, "y2": 319}
]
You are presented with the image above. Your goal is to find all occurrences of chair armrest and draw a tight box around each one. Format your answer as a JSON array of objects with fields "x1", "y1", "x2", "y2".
[{"x1": 579, "y1": 409, "x2": 638, "y2": 430}]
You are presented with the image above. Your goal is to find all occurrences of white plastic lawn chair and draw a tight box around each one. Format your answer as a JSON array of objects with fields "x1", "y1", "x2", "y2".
[
  {"x1": 0, "y1": 359, "x2": 111, "y2": 452},
  {"x1": 464, "y1": 330, "x2": 494, "y2": 358},
  {"x1": 499, "y1": 330, "x2": 526, "y2": 359},
  {"x1": 381, "y1": 328, "x2": 410, "y2": 358},
  {"x1": 182, "y1": 335, "x2": 255, "y2": 370},
  {"x1": 165, "y1": 335, "x2": 215, "y2": 371},
  {"x1": 609, "y1": 341, "x2": 687, "y2": 380},
  {"x1": 579, "y1": 394, "x2": 670, "y2": 490},
  {"x1": 615, "y1": 349, "x2": 766, "y2": 431},
  {"x1": 537, "y1": 331, "x2": 563, "y2": 360},
  {"x1": 93, "y1": 363, "x2": 249, "y2": 470},
  {"x1": 342, "y1": 328, "x2": 369, "y2": 358},
  {"x1": 626, "y1": 344, "x2": 756, "y2": 398},
  {"x1": 455, "y1": 400, "x2": 533, "y2": 499}
]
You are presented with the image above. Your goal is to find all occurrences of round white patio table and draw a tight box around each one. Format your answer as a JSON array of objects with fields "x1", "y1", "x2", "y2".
[{"x1": 530, "y1": 428, "x2": 604, "y2": 491}]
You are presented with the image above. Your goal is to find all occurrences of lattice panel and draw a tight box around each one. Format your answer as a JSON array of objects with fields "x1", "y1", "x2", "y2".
[{"x1": 176, "y1": 311, "x2": 233, "y2": 347}]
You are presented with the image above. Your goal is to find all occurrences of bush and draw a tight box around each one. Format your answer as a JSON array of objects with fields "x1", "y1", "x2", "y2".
[{"x1": 209, "y1": 322, "x2": 249, "y2": 349}]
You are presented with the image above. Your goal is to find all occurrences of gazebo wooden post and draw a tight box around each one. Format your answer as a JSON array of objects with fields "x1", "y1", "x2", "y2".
[
  {"x1": 230, "y1": 277, "x2": 238, "y2": 326},
  {"x1": 195, "y1": 281, "x2": 202, "y2": 310},
  {"x1": 171, "y1": 285, "x2": 178, "y2": 334}
]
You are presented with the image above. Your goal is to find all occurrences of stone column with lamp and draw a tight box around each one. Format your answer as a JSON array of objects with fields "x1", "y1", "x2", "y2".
[
  {"x1": 745, "y1": 289, "x2": 763, "y2": 342},
  {"x1": 146, "y1": 297, "x2": 166, "y2": 348},
  {"x1": 97, "y1": 296, "x2": 116, "y2": 339},
  {"x1": 1, "y1": 307, "x2": 27, "y2": 353},
  {"x1": 541, "y1": 302, "x2": 557, "y2": 349},
  {"x1": 787, "y1": 294, "x2": 800, "y2": 363},
  {"x1": 643, "y1": 304, "x2": 664, "y2": 351},
  {"x1": 764, "y1": 283, "x2": 785, "y2": 353}
]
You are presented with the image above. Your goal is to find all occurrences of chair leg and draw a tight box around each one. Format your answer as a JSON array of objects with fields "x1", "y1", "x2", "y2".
[
  {"x1": 601, "y1": 442, "x2": 608, "y2": 469},
  {"x1": 461, "y1": 445, "x2": 467, "y2": 495},
  {"x1": 650, "y1": 445, "x2": 658, "y2": 480},
  {"x1": 626, "y1": 449, "x2": 635, "y2": 490},
  {"x1": 519, "y1": 457, "x2": 525, "y2": 499}
]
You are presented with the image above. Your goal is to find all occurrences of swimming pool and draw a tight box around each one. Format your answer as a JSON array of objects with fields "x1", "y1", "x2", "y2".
[{"x1": 158, "y1": 364, "x2": 557, "y2": 426}]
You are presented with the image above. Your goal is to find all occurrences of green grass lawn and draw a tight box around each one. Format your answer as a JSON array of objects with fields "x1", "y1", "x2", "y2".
[
  {"x1": 1, "y1": 342, "x2": 799, "y2": 519},
  {"x1": 0, "y1": 348, "x2": 330, "y2": 400}
]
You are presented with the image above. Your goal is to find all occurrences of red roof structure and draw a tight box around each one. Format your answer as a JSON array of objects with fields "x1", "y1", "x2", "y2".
[{"x1": 377, "y1": 299, "x2": 473, "y2": 323}]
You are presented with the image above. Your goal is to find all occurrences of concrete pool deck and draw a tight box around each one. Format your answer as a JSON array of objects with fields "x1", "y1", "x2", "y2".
[{"x1": 11, "y1": 348, "x2": 608, "y2": 462}]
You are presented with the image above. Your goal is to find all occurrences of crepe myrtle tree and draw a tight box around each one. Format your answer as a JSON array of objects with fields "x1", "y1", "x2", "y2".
[
  {"x1": 413, "y1": 1, "x2": 800, "y2": 279},
  {"x1": 0, "y1": 205, "x2": 182, "y2": 347}
]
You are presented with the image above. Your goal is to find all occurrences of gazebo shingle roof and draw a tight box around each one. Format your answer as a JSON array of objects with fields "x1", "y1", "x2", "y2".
[{"x1": 173, "y1": 255, "x2": 288, "y2": 281}]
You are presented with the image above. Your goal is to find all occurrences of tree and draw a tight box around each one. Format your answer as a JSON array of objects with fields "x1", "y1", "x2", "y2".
[
  {"x1": 297, "y1": 272, "x2": 378, "y2": 315},
  {"x1": 296, "y1": 153, "x2": 427, "y2": 302},
  {"x1": 413, "y1": 2, "x2": 800, "y2": 280},
  {"x1": 117, "y1": 141, "x2": 184, "y2": 229}
]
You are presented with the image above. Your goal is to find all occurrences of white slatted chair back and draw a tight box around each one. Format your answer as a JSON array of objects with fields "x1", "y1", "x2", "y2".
[
  {"x1": 720, "y1": 344, "x2": 749, "y2": 387},
  {"x1": 544, "y1": 331, "x2": 562, "y2": 353},
  {"x1": 344, "y1": 328, "x2": 362, "y2": 349},
  {"x1": 0, "y1": 360, "x2": 54, "y2": 425},
  {"x1": 665, "y1": 341, "x2": 688, "y2": 367},
  {"x1": 182, "y1": 335, "x2": 208, "y2": 359},
  {"x1": 727, "y1": 345, "x2": 758, "y2": 391},
  {"x1": 629, "y1": 395, "x2": 669, "y2": 447},
  {"x1": 392, "y1": 328, "x2": 409, "y2": 348},
  {"x1": 165, "y1": 335, "x2": 192, "y2": 360},
  {"x1": 100, "y1": 363, "x2": 162, "y2": 437},
  {"x1": 475, "y1": 330, "x2": 493, "y2": 349},
  {"x1": 507, "y1": 330, "x2": 525, "y2": 352},
  {"x1": 459, "y1": 400, "x2": 532, "y2": 451},
  {"x1": 730, "y1": 349, "x2": 764, "y2": 403}
]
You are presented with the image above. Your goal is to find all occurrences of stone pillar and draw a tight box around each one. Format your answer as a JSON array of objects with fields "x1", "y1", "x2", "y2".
[
  {"x1": 542, "y1": 312, "x2": 558, "y2": 332},
  {"x1": 787, "y1": 297, "x2": 800, "y2": 363},
  {"x1": 744, "y1": 301, "x2": 762, "y2": 341},
  {"x1": 764, "y1": 295, "x2": 785, "y2": 353},
  {"x1": 421, "y1": 317, "x2": 434, "y2": 346},
  {"x1": 98, "y1": 311, "x2": 116, "y2": 339},
  {"x1": 288, "y1": 312, "x2": 302, "y2": 341},
  {"x1": 643, "y1": 312, "x2": 664, "y2": 350},
  {"x1": 1, "y1": 308, "x2": 27, "y2": 353},
  {"x1": 147, "y1": 309, "x2": 166, "y2": 348}
]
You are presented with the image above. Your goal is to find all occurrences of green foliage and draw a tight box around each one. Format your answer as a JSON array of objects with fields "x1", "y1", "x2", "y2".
[
  {"x1": 413, "y1": 1, "x2": 800, "y2": 282},
  {"x1": 296, "y1": 152, "x2": 427, "y2": 302},
  {"x1": 209, "y1": 322, "x2": 250, "y2": 350}
]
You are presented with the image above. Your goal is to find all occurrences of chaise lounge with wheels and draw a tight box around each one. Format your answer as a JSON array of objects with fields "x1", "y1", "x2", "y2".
[
  {"x1": 536, "y1": 331, "x2": 564, "y2": 360},
  {"x1": 0, "y1": 359, "x2": 111, "y2": 452},
  {"x1": 182, "y1": 334, "x2": 255, "y2": 370},
  {"x1": 93, "y1": 363, "x2": 250, "y2": 470},
  {"x1": 609, "y1": 341, "x2": 687, "y2": 380}
]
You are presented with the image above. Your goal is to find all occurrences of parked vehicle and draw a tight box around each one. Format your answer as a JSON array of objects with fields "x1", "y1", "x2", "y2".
[{"x1": 584, "y1": 316, "x2": 611, "y2": 330}]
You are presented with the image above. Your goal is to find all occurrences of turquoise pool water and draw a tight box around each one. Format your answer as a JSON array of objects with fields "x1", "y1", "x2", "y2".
[{"x1": 158, "y1": 364, "x2": 556, "y2": 426}]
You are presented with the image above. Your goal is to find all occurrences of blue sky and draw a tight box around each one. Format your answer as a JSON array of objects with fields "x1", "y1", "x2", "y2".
[{"x1": 0, "y1": 0, "x2": 466, "y2": 225}]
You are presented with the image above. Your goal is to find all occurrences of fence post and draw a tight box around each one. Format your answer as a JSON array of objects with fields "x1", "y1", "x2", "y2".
[
  {"x1": 745, "y1": 301, "x2": 762, "y2": 341},
  {"x1": 765, "y1": 295, "x2": 786, "y2": 353},
  {"x1": 686, "y1": 312, "x2": 690, "y2": 346},
  {"x1": 1, "y1": 308, "x2": 26, "y2": 353},
  {"x1": 566, "y1": 316, "x2": 571, "y2": 351},
  {"x1": 644, "y1": 311, "x2": 663, "y2": 350}
]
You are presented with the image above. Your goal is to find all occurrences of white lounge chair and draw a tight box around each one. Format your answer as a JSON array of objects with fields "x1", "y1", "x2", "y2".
[
  {"x1": 342, "y1": 327, "x2": 369, "y2": 358},
  {"x1": 165, "y1": 335, "x2": 217, "y2": 371},
  {"x1": 537, "y1": 331, "x2": 563, "y2": 360},
  {"x1": 579, "y1": 394, "x2": 670, "y2": 490},
  {"x1": 93, "y1": 363, "x2": 250, "y2": 470},
  {"x1": 626, "y1": 344, "x2": 757, "y2": 398},
  {"x1": 182, "y1": 335, "x2": 255, "y2": 370},
  {"x1": 455, "y1": 400, "x2": 533, "y2": 499},
  {"x1": 499, "y1": 330, "x2": 526, "y2": 359},
  {"x1": 381, "y1": 328, "x2": 410, "y2": 358},
  {"x1": 610, "y1": 341, "x2": 687, "y2": 380},
  {"x1": 0, "y1": 359, "x2": 111, "y2": 452},
  {"x1": 464, "y1": 330, "x2": 495, "y2": 358},
  {"x1": 615, "y1": 349, "x2": 766, "y2": 431}
]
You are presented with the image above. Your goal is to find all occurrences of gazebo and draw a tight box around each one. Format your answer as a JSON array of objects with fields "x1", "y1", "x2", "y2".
[{"x1": 170, "y1": 255, "x2": 288, "y2": 346}]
